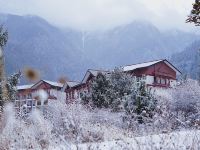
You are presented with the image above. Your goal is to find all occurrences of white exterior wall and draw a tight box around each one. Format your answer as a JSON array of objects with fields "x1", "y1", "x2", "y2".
[
  {"x1": 144, "y1": 75, "x2": 154, "y2": 85},
  {"x1": 32, "y1": 89, "x2": 66, "y2": 102},
  {"x1": 139, "y1": 75, "x2": 177, "y2": 88}
]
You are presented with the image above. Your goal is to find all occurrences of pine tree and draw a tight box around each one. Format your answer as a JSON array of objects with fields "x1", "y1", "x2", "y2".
[
  {"x1": 108, "y1": 68, "x2": 134, "y2": 111},
  {"x1": 0, "y1": 26, "x2": 20, "y2": 107},
  {"x1": 0, "y1": 25, "x2": 8, "y2": 47},
  {"x1": 0, "y1": 25, "x2": 9, "y2": 107},
  {"x1": 109, "y1": 68, "x2": 133, "y2": 97},
  {"x1": 7, "y1": 72, "x2": 21, "y2": 100},
  {"x1": 187, "y1": 0, "x2": 200, "y2": 26},
  {"x1": 80, "y1": 91, "x2": 91, "y2": 105},
  {"x1": 91, "y1": 73, "x2": 110, "y2": 108},
  {"x1": 0, "y1": 72, "x2": 21, "y2": 106},
  {"x1": 124, "y1": 82, "x2": 157, "y2": 123}
]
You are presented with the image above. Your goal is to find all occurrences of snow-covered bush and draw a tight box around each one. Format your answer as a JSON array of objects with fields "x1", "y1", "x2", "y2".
[
  {"x1": 153, "y1": 79, "x2": 200, "y2": 130},
  {"x1": 170, "y1": 79, "x2": 200, "y2": 128},
  {"x1": 90, "y1": 72, "x2": 111, "y2": 108},
  {"x1": 0, "y1": 103, "x2": 59, "y2": 149},
  {"x1": 172, "y1": 80, "x2": 200, "y2": 114},
  {"x1": 108, "y1": 68, "x2": 135, "y2": 111},
  {"x1": 124, "y1": 82, "x2": 157, "y2": 124},
  {"x1": 83, "y1": 69, "x2": 135, "y2": 111},
  {"x1": 45, "y1": 101, "x2": 105, "y2": 143},
  {"x1": 80, "y1": 91, "x2": 92, "y2": 106},
  {"x1": 0, "y1": 72, "x2": 20, "y2": 107}
]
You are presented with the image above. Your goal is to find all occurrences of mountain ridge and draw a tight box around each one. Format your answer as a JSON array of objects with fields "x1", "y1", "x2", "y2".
[{"x1": 0, "y1": 13, "x2": 199, "y2": 83}]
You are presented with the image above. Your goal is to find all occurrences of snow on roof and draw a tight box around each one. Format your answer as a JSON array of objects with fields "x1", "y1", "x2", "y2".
[
  {"x1": 43, "y1": 80, "x2": 63, "y2": 87},
  {"x1": 89, "y1": 70, "x2": 99, "y2": 76},
  {"x1": 17, "y1": 84, "x2": 34, "y2": 90},
  {"x1": 123, "y1": 59, "x2": 181, "y2": 74},
  {"x1": 123, "y1": 59, "x2": 164, "y2": 71},
  {"x1": 31, "y1": 80, "x2": 64, "y2": 89},
  {"x1": 82, "y1": 69, "x2": 109, "y2": 83},
  {"x1": 66, "y1": 81, "x2": 80, "y2": 88},
  {"x1": 89, "y1": 69, "x2": 109, "y2": 76}
]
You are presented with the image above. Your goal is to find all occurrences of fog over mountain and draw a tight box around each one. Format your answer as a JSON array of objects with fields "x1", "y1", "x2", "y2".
[
  {"x1": 0, "y1": 14, "x2": 199, "y2": 82},
  {"x1": 171, "y1": 41, "x2": 200, "y2": 79}
]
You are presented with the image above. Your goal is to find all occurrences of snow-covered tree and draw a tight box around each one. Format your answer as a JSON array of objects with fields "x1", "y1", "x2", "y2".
[
  {"x1": 124, "y1": 82, "x2": 157, "y2": 123},
  {"x1": 187, "y1": 0, "x2": 200, "y2": 26},
  {"x1": 0, "y1": 25, "x2": 8, "y2": 47},
  {"x1": 91, "y1": 73, "x2": 110, "y2": 108},
  {"x1": 0, "y1": 26, "x2": 8, "y2": 106},
  {"x1": 170, "y1": 79, "x2": 200, "y2": 128},
  {"x1": 0, "y1": 72, "x2": 21, "y2": 107},
  {"x1": 80, "y1": 91, "x2": 92, "y2": 105},
  {"x1": 108, "y1": 68, "x2": 135, "y2": 111},
  {"x1": 86, "y1": 69, "x2": 135, "y2": 110}
]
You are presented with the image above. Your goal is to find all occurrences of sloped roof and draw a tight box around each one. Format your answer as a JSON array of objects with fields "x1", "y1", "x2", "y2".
[
  {"x1": 123, "y1": 59, "x2": 181, "y2": 74},
  {"x1": 123, "y1": 59, "x2": 163, "y2": 71},
  {"x1": 43, "y1": 80, "x2": 63, "y2": 87},
  {"x1": 62, "y1": 81, "x2": 80, "y2": 91},
  {"x1": 31, "y1": 80, "x2": 64, "y2": 89},
  {"x1": 82, "y1": 69, "x2": 109, "y2": 83},
  {"x1": 66, "y1": 81, "x2": 80, "y2": 88},
  {"x1": 17, "y1": 84, "x2": 34, "y2": 90}
]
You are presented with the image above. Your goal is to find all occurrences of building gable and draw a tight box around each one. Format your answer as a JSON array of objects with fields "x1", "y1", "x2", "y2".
[
  {"x1": 31, "y1": 80, "x2": 52, "y2": 90},
  {"x1": 124, "y1": 59, "x2": 181, "y2": 80},
  {"x1": 148, "y1": 61, "x2": 177, "y2": 79}
]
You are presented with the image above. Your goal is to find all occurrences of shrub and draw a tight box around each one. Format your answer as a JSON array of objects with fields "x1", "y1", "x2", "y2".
[
  {"x1": 124, "y1": 82, "x2": 157, "y2": 124},
  {"x1": 91, "y1": 73, "x2": 111, "y2": 108}
]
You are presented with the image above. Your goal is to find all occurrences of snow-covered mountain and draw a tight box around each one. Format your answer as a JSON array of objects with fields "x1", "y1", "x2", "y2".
[
  {"x1": 171, "y1": 40, "x2": 200, "y2": 79},
  {"x1": 1, "y1": 14, "x2": 97, "y2": 82},
  {"x1": 0, "y1": 13, "x2": 199, "y2": 82},
  {"x1": 83, "y1": 23, "x2": 199, "y2": 68}
]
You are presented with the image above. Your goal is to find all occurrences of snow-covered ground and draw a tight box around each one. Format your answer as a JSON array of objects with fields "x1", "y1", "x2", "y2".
[
  {"x1": 63, "y1": 130, "x2": 200, "y2": 150},
  {"x1": 1, "y1": 79, "x2": 200, "y2": 149}
]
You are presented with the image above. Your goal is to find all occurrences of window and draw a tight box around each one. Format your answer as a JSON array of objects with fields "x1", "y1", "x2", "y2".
[
  {"x1": 33, "y1": 100, "x2": 36, "y2": 106},
  {"x1": 44, "y1": 100, "x2": 48, "y2": 105},
  {"x1": 161, "y1": 78, "x2": 165, "y2": 84},
  {"x1": 21, "y1": 100, "x2": 26, "y2": 105},
  {"x1": 27, "y1": 100, "x2": 32, "y2": 106},
  {"x1": 16, "y1": 95, "x2": 20, "y2": 100},
  {"x1": 27, "y1": 94, "x2": 32, "y2": 99},
  {"x1": 166, "y1": 79, "x2": 170, "y2": 85},
  {"x1": 156, "y1": 77, "x2": 160, "y2": 84},
  {"x1": 23, "y1": 95, "x2": 26, "y2": 99},
  {"x1": 47, "y1": 90, "x2": 50, "y2": 95},
  {"x1": 37, "y1": 100, "x2": 41, "y2": 105},
  {"x1": 142, "y1": 75, "x2": 146, "y2": 80}
]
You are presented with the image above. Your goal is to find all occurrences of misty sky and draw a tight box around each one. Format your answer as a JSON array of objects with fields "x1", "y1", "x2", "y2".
[{"x1": 0, "y1": 0, "x2": 197, "y2": 31}]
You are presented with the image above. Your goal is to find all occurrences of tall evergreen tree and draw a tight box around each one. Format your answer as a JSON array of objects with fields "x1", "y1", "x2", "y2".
[
  {"x1": 0, "y1": 26, "x2": 20, "y2": 107},
  {"x1": 186, "y1": 1, "x2": 200, "y2": 84},
  {"x1": 0, "y1": 72, "x2": 21, "y2": 106},
  {"x1": 0, "y1": 26, "x2": 9, "y2": 106},
  {"x1": 0, "y1": 26, "x2": 8, "y2": 47},
  {"x1": 187, "y1": 0, "x2": 200, "y2": 26},
  {"x1": 108, "y1": 68, "x2": 134, "y2": 111},
  {"x1": 124, "y1": 82, "x2": 157, "y2": 123},
  {"x1": 91, "y1": 73, "x2": 110, "y2": 108}
]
